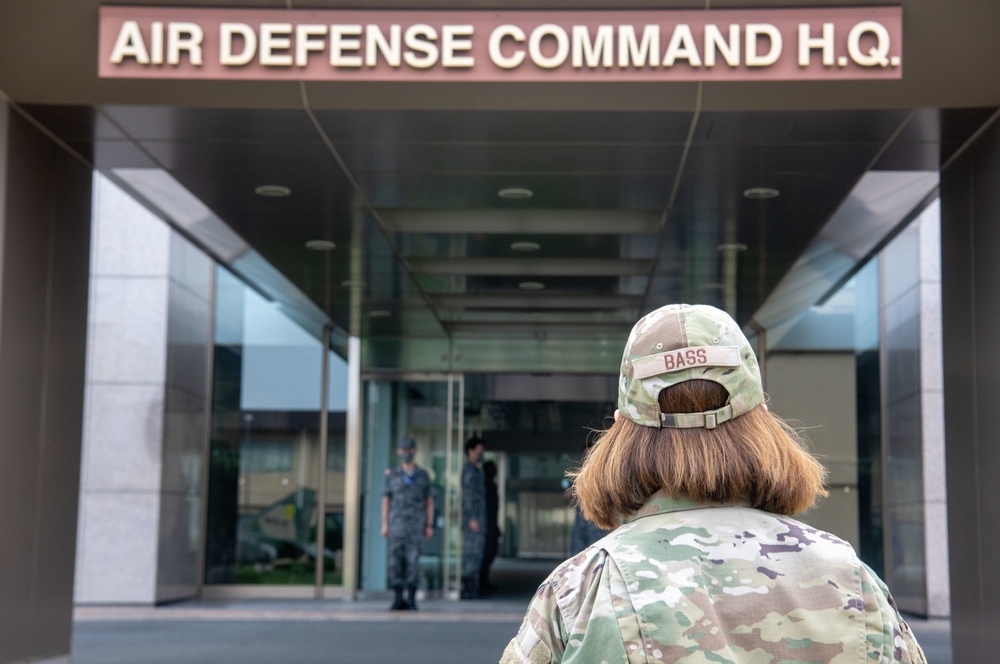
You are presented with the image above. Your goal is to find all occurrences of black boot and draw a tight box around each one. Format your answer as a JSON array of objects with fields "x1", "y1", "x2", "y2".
[
  {"x1": 479, "y1": 571, "x2": 494, "y2": 597},
  {"x1": 389, "y1": 586, "x2": 407, "y2": 610},
  {"x1": 406, "y1": 586, "x2": 418, "y2": 611},
  {"x1": 460, "y1": 576, "x2": 478, "y2": 599}
]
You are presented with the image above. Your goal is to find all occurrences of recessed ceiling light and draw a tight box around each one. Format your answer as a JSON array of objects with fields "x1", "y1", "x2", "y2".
[
  {"x1": 742, "y1": 187, "x2": 779, "y2": 199},
  {"x1": 341, "y1": 279, "x2": 367, "y2": 289},
  {"x1": 717, "y1": 243, "x2": 749, "y2": 252},
  {"x1": 498, "y1": 187, "x2": 533, "y2": 200},
  {"x1": 368, "y1": 310, "x2": 392, "y2": 318},
  {"x1": 519, "y1": 281, "x2": 546, "y2": 290},
  {"x1": 510, "y1": 241, "x2": 541, "y2": 252},
  {"x1": 304, "y1": 239, "x2": 336, "y2": 251},
  {"x1": 254, "y1": 184, "x2": 291, "y2": 197}
]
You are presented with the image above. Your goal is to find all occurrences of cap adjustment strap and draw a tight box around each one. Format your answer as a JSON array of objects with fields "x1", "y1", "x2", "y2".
[{"x1": 660, "y1": 404, "x2": 734, "y2": 429}]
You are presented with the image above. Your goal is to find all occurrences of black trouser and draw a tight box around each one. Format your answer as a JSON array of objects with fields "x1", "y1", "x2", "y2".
[{"x1": 479, "y1": 529, "x2": 499, "y2": 591}]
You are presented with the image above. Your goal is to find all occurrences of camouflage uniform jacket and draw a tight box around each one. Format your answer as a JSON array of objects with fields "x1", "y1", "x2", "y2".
[
  {"x1": 382, "y1": 465, "x2": 432, "y2": 538},
  {"x1": 501, "y1": 490, "x2": 926, "y2": 664},
  {"x1": 462, "y1": 459, "x2": 486, "y2": 530}
]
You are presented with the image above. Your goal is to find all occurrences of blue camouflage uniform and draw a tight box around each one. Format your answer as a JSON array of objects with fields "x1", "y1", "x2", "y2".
[
  {"x1": 501, "y1": 490, "x2": 926, "y2": 664},
  {"x1": 383, "y1": 465, "x2": 432, "y2": 589},
  {"x1": 569, "y1": 504, "x2": 607, "y2": 555},
  {"x1": 461, "y1": 458, "x2": 486, "y2": 582}
]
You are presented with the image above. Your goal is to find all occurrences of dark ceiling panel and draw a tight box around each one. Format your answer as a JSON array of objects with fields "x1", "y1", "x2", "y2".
[
  {"x1": 23, "y1": 101, "x2": 986, "y2": 350},
  {"x1": 695, "y1": 110, "x2": 911, "y2": 143},
  {"x1": 20, "y1": 104, "x2": 126, "y2": 140},
  {"x1": 873, "y1": 107, "x2": 1000, "y2": 170},
  {"x1": 356, "y1": 172, "x2": 674, "y2": 209},
  {"x1": 101, "y1": 106, "x2": 318, "y2": 141},
  {"x1": 684, "y1": 142, "x2": 882, "y2": 175},
  {"x1": 315, "y1": 110, "x2": 695, "y2": 144},
  {"x1": 334, "y1": 141, "x2": 687, "y2": 176},
  {"x1": 140, "y1": 139, "x2": 332, "y2": 172},
  {"x1": 165, "y1": 166, "x2": 357, "y2": 216}
]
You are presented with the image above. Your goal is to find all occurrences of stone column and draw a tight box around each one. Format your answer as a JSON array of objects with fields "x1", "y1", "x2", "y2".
[
  {"x1": 0, "y1": 103, "x2": 91, "y2": 664},
  {"x1": 940, "y1": 116, "x2": 1000, "y2": 661},
  {"x1": 74, "y1": 173, "x2": 213, "y2": 605}
]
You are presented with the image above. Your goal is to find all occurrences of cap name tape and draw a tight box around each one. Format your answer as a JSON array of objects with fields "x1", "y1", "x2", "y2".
[{"x1": 632, "y1": 346, "x2": 740, "y2": 380}]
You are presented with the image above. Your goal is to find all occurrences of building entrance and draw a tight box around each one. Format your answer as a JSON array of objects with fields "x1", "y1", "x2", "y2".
[
  {"x1": 6, "y1": 2, "x2": 1000, "y2": 660},
  {"x1": 358, "y1": 374, "x2": 464, "y2": 597}
]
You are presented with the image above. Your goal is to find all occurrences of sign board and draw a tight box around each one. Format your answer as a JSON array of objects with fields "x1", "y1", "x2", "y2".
[{"x1": 98, "y1": 6, "x2": 902, "y2": 82}]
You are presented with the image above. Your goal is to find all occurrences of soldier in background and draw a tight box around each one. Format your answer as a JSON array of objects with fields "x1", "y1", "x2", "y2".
[
  {"x1": 478, "y1": 460, "x2": 501, "y2": 596},
  {"x1": 501, "y1": 304, "x2": 926, "y2": 663},
  {"x1": 381, "y1": 437, "x2": 433, "y2": 611},
  {"x1": 460, "y1": 437, "x2": 486, "y2": 599}
]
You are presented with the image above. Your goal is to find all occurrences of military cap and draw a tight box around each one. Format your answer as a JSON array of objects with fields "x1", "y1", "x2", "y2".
[
  {"x1": 618, "y1": 304, "x2": 764, "y2": 429},
  {"x1": 398, "y1": 437, "x2": 417, "y2": 449}
]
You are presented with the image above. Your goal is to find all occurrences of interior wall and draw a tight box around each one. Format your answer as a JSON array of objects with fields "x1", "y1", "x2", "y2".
[
  {"x1": 0, "y1": 104, "x2": 92, "y2": 664},
  {"x1": 764, "y1": 352, "x2": 860, "y2": 550},
  {"x1": 941, "y1": 116, "x2": 1000, "y2": 661}
]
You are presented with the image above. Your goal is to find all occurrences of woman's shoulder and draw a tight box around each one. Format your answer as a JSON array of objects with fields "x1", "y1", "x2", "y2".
[
  {"x1": 541, "y1": 544, "x2": 611, "y2": 599},
  {"x1": 615, "y1": 505, "x2": 857, "y2": 552}
]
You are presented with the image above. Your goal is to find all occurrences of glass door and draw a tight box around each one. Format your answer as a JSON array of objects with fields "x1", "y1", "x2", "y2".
[{"x1": 358, "y1": 374, "x2": 463, "y2": 598}]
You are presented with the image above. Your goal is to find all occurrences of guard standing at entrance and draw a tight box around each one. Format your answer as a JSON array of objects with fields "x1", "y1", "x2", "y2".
[
  {"x1": 381, "y1": 437, "x2": 434, "y2": 610},
  {"x1": 461, "y1": 437, "x2": 486, "y2": 598}
]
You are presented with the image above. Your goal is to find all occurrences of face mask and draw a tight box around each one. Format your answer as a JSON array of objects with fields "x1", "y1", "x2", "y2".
[{"x1": 399, "y1": 452, "x2": 415, "y2": 464}]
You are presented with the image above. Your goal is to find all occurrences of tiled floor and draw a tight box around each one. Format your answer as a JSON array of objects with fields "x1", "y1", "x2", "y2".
[{"x1": 71, "y1": 558, "x2": 952, "y2": 664}]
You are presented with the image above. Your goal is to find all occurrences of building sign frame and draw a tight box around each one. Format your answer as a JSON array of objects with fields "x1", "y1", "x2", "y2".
[{"x1": 98, "y1": 6, "x2": 903, "y2": 82}]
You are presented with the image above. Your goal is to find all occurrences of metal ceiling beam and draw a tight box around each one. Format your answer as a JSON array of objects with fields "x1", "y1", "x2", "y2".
[
  {"x1": 427, "y1": 294, "x2": 643, "y2": 309},
  {"x1": 382, "y1": 209, "x2": 660, "y2": 234},
  {"x1": 445, "y1": 321, "x2": 633, "y2": 334},
  {"x1": 409, "y1": 257, "x2": 651, "y2": 276}
]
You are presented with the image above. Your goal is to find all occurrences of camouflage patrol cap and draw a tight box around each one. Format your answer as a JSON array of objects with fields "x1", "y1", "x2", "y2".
[
  {"x1": 618, "y1": 304, "x2": 764, "y2": 429},
  {"x1": 398, "y1": 437, "x2": 416, "y2": 449}
]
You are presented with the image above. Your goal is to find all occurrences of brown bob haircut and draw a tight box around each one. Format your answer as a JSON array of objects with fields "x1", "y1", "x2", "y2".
[{"x1": 572, "y1": 380, "x2": 828, "y2": 530}]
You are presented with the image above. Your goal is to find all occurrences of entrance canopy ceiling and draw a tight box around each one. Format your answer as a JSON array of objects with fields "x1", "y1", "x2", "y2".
[
  {"x1": 24, "y1": 103, "x2": 992, "y2": 370},
  {"x1": 3, "y1": 0, "x2": 1000, "y2": 371}
]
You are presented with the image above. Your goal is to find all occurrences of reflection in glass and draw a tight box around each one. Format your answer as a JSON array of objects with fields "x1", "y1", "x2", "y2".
[{"x1": 204, "y1": 267, "x2": 347, "y2": 586}]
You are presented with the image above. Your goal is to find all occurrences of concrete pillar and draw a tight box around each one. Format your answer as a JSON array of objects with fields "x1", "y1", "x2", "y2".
[
  {"x1": 75, "y1": 174, "x2": 213, "y2": 605},
  {"x1": 940, "y1": 116, "x2": 1000, "y2": 661},
  {"x1": 879, "y1": 204, "x2": 949, "y2": 617},
  {"x1": 0, "y1": 103, "x2": 92, "y2": 664}
]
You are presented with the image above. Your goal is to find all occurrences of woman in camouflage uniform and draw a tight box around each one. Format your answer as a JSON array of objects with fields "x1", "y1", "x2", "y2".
[{"x1": 501, "y1": 304, "x2": 925, "y2": 664}]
